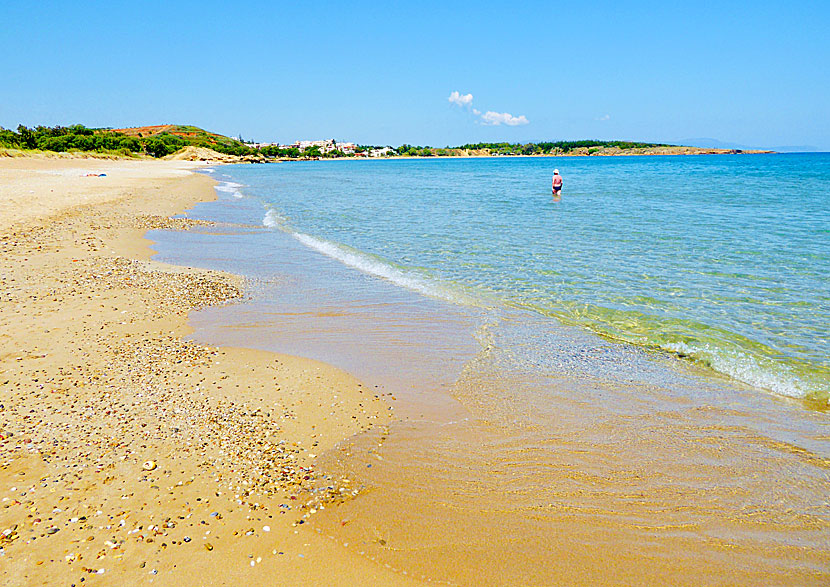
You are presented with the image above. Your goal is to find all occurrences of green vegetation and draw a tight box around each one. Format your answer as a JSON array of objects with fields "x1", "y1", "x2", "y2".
[
  {"x1": 1, "y1": 124, "x2": 134, "y2": 156},
  {"x1": 386, "y1": 140, "x2": 671, "y2": 157},
  {"x1": 458, "y1": 140, "x2": 669, "y2": 155},
  {"x1": 0, "y1": 123, "x2": 674, "y2": 160},
  {"x1": 159, "y1": 125, "x2": 254, "y2": 156},
  {"x1": 258, "y1": 145, "x2": 354, "y2": 159},
  {"x1": 0, "y1": 124, "x2": 255, "y2": 158},
  {"x1": 258, "y1": 145, "x2": 301, "y2": 158}
]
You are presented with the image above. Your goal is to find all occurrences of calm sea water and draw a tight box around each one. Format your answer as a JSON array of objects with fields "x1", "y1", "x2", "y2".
[{"x1": 216, "y1": 154, "x2": 829, "y2": 403}]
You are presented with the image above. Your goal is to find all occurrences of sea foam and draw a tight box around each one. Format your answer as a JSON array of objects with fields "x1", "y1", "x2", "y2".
[
  {"x1": 293, "y1": 233, "x2": 453, "y2": 301},
  {"x1": 214, "y1": 181, "x2": 244, "y2": 199},
  {"x1": 262, "y1": 209, "x2": 283, "y2": 228},
  {"x1": 261, "y1": 208, "x2": 439, "y2": 297},
  {"x1": 664, "y1": 340, "x2": 810, "y2": 400}
]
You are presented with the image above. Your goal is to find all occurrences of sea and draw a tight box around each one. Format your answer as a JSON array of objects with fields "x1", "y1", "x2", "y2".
[{"x1": 152, "y1": 154, "x2": 830, "y2": 584}]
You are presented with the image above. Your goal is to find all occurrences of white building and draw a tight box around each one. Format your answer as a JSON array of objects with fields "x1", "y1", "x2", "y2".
[
  {"x1": 296, "y1": 139, "x2": 336, "y2": 153},
  {"x1": 294, "y1": 139, "x2": 360, "y2": 154}
]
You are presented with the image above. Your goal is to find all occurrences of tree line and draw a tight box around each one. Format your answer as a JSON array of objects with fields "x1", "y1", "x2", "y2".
[
  {"x1": 1, "y1": 124, "x2": 672, "y2": 159},
  {"x1": 0, "y1": 124, "x2": 254, "y2": 158},
  {"x1": 457, "y1": 140, "x2": 669, "y2": 155}
]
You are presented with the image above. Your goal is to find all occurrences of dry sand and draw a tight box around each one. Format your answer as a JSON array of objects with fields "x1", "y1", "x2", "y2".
[{"x1": 0, "y1": 158, "x2": 418, "y2": 585}]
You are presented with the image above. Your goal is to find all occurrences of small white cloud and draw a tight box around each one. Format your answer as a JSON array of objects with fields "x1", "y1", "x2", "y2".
[
  {"x1": 479, "y1": 111, "x2": 530, "y2": 126},
  {"x1": 448, "y1": 92, "x2": 529, "y2": 126},
  {"x1": 448, "y1": 91, "x2": 474, "y2": 107},
  {"x1": 595, "y1": 114, "x2": 611, "y2": 121}
]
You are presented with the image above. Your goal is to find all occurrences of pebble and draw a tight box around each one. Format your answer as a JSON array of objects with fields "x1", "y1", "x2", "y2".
[{"x1": 0, "y1": 205, "x2": 390, "y2": 582}]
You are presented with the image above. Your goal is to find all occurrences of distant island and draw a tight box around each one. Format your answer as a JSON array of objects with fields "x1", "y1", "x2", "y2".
[{"x1": 0, "y1": 124, "x2": 774, "y2": 162}]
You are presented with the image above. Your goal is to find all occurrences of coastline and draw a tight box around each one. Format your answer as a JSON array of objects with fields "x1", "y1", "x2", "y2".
[
  {"x1": 375, "y1": 146, "x2": 776, "y2": 159},
  {"x1": 273, "y1": 149, "x2": 776, "y2": 163},
  {"x1": 180, "y1": 159, "x2": 829, "y2": 585},
  {"x1": 0, "y1": 158, "x2": 417, "y2": 585},
  {"x1": 2, "y1": 145, "x2": 776, "y2": 168},
  {"x1": 278, "y1": 145, "x2": 776, "y2": 162}
]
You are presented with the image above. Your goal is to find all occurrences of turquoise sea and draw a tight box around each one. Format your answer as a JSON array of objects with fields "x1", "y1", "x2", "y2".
[{"x1": 209, "y1": 154, "x2": 828, "y2": 403}]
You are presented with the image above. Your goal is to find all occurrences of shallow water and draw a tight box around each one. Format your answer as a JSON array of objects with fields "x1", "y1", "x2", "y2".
[
  {"x1": 151, "y1": 155, "x2": 830, "y2": 584},
  {"x1": 239, "y1": 154, "x2": 830, "y2": 402}
]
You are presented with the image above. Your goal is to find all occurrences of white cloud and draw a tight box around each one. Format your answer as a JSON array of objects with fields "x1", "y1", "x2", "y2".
[
  {"x1": 595, "y1": 114, "x2": 611, "y2": 121},
  {"x1": 448, "y1": 91, "x2": 473, "y2": 107},
  {"x1": 447, "y1": 91, "x2": 530, "y2": 126},
  {"x1": 479, "y1": 111, "x2": 530, "y2": 126}
]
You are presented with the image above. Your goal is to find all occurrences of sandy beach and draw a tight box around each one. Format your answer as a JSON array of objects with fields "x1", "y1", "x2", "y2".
[{"x1": 0, "y1": 157, "x2": 417, "y2": 586}]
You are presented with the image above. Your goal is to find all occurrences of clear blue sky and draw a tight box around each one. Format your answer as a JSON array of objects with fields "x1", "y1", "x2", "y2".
[{"x1": 2, "y1": 1, "x2": 828, "y2": 149}]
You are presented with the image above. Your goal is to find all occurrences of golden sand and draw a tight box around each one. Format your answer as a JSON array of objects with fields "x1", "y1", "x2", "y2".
[{"x1": 0, "y1": 158, "x2": 418, "y2": 586}]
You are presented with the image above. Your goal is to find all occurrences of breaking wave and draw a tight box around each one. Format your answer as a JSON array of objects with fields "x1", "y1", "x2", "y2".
[
  {"x1": 261, "y1": 210, "x2": 479, "y2": 306},
  {"x1": 262, "y1": 208, "x2": 284, "y2": 228},
  {"x1": 215, "y1": 181, "x2": 244, "y2": 199}
]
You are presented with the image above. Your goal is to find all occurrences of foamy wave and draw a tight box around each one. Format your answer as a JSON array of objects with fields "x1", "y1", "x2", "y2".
[
  {"x1": 665, "y1": 340, "x2": 810, "y2": 399},
  {"x1": 262, "y1": 209, "x2": 284, "y2": 228},
  {"x1": 215, "y1": 181, "x2": 244, "y2": 199},
  {"x1": 259, "y1": 207, "x2": 487, "y2": 306},
  {"x1": 292, "y1": 233, "x2": 468, "y2": 305}
]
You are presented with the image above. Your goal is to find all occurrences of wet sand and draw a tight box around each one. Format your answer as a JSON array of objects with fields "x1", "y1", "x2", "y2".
[{"x1": 0, "y1": 158, "x2": 417, "y2": 586}]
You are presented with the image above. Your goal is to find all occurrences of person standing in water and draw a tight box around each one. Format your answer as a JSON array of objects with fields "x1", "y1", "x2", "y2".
[{"x1": 552, "y1": 169, "x2": 563, "y2": 196}]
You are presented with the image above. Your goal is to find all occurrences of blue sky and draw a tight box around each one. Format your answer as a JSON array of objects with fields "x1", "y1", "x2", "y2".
[{"x1": 2, "y1": 1, "x2": 828, "y2": 149}]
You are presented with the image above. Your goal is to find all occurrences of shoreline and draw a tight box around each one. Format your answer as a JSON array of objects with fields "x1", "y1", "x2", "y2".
[
  {"x1": 274, "y1": 148, "x2": 777, "y2": 163},
  {"x1": 187, "y1": 160, "x2": 830, "y2": 585},
  {"x1": 0, "y1": 158, "x2": 417, "y2": 585},
  {"x1": 3, "y1": 145, "x2": 778, "y2": 167}
]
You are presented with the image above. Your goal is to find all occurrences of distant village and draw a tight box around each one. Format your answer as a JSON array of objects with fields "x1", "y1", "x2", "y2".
[{"x1": 246, "y1": 139, "x2": 394, "y2": 158}]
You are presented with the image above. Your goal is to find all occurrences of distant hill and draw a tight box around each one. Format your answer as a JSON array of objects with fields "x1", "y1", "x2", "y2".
[
  {"x1": 679, "y1": 138, "x2": 756, "y2": 150},
  {"x1": 0, "y1": 123, "x2": 254, "y2": 158},
  {"x1": 680, "y1": 137, "x2": 822, "y2": 153},
  {"x1": 111, "y1": 125, "x2": 251, "y2": 154}
]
